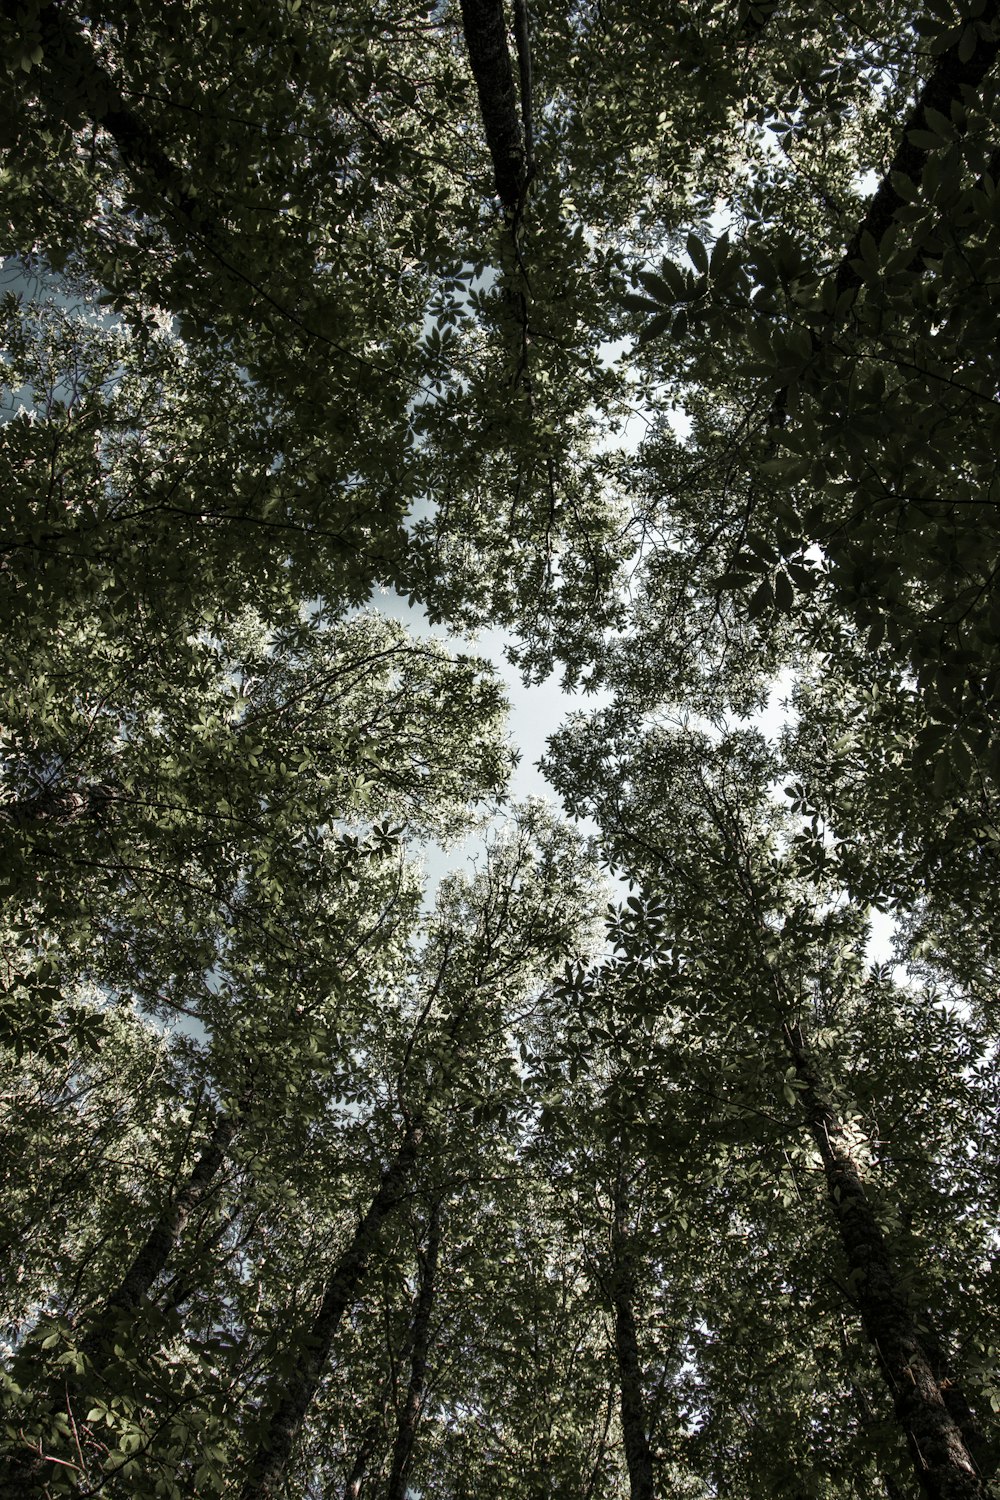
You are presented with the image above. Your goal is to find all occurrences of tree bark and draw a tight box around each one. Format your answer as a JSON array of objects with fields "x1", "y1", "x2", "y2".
[
  {"x1": 760, "y1": 4, "x2": 1000, "y2": 429},
  {"x1": 924, "y1": 1324, "x2": 1000, "y2": 1485},
  {"x1": 784, "y1": 1023, "x2": 994, "y2": 1500},
  {"x1": 835, "y1": 0, "x2": 1000, "y2": 299},
  {"x1": 240, "y1": 1119, "x2": 425, "y2": 1500},
  {"x1": 384, "y1": 1197, "x2": 442, "y2": 1500},
  {"x1": 610, "y1": 1185, "x2": 655, "y2": 1500},
  {"x1": 458, "y1": 0, "x2": 526, "y2": 211},
  {"x1": 82, "y1": 1105, "x2": 238, "y2": 1356},
  {"x1": 342, "y1": 1416, "x2": 381, "y2": 1500},
  {"x1": 2, "y1": 1104, "x2": 239, "y2": 1495},
  {"x1": 6, "y1": 0, "x2": 206, "y2": 227}
]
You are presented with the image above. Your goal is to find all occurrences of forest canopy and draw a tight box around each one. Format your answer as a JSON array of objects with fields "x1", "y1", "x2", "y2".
[{"x1": 2, "y1": 0, "x2": 1000, "y2": 1497}]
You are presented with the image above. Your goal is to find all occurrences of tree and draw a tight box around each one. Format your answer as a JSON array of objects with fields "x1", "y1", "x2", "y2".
[
  {"x1": 0, "y1": 590, "x2": 522, "y2": 1492},
  {"x1": 4, "y1": 0, "x2": 1000, "y2": 1495},
  {"x1": 545, "y1": 716, "x2": 1000, "y2": 1497}
]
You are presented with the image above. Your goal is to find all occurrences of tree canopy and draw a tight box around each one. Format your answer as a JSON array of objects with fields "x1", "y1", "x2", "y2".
[{"x1": 2, "y1": 0, "x2": 999, "y2": 1496}]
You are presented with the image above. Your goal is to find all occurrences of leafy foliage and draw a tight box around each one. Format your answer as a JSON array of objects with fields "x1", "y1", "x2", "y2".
[{"x1": 2, "y1": 0, "x2": 1000, "y2": 1495}]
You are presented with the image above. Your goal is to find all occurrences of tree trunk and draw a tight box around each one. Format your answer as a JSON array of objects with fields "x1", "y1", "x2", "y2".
[
  {"x1": 458, "y1": 0, "x2": 525, "y2": 211},
  {"x1": 84, "y1": 1106, "x2": 237, "y2": 1350},
  {"x1": 836, "y1": 0, "x2": 1000, "y2": 299},
  {"x1": 924, "y1": 1324, "x2": 1000, "y2": 1485},
  {"x1": 2, "y1": 1104, "x2": 239, "y2": 1494},
  {"x1": 784, "y1": 1024, "x2": 994, "y2": 1500},
  {"x1": 342, "y1": 1414, "x2": 382, "y2": 1500},
  {"x1": 7, "y1": 0, "x2": 204, "y2": 224},
  {"x1": 385, "y1": 1198, "x2": 442, "y2": 1500},
  {"x1": 240, "y1": 1119, "x2": 425, "y2": 1500},
  {"x1": 761, "y1": 4, "x2": 1000, "y2": 426},
  {"x1": 610, "y1": 1185, "x2": 655, "y2": 1500}
]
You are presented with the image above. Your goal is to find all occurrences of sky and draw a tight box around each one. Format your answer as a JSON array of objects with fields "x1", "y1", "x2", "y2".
[
  {"x1": 370, "y1": 589, "x2": 594, "y2": 909},
  {"x1": 372, "y1": 586, "x2": 896, "y2": 966}
]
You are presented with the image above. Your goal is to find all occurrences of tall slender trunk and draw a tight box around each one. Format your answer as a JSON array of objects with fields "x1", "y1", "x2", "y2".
[
  {"x1": 458, "y1": 0, "x2": 525, "y2": 211},
  {"x1": 4, "y1": 1104, "x2": 239, "y2": 1495},
  {"x1": 761, "y1": 2, "x2": 1000, "y2": 428},
  {"x1": 240, "y1": 1119, "x2": 425, "y2": 1500},
  {"x1": 923, "y1": 1325, "x2": 1000, "y2": 1483},
  {"x1": 385, "y1": 1198, "x2": 442, "y2": 1500},
  {"x1": 784, "y1": 1024, "x2": 993, "y2": 1500},
  {"x1": 5, "y1": 0, "x2": 207, "y2": 228},
  {"x1": 342, "y1": 1415, "x2": 382, "y2": 1500},
  {"x1": 610, "y1": 1182, "x2": 655, "y2": 1500},
  {"x1": 84, "y1": 1106, "x2": 237, "y2": 1351},
  {"x1": 834, "y1": 0, "x2": 1000, "y2": 300}
]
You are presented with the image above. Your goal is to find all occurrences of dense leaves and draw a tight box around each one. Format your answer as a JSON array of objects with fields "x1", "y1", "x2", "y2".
[{"x1": 2, "y1": 0, "x2": 1000, "y2": 1496}]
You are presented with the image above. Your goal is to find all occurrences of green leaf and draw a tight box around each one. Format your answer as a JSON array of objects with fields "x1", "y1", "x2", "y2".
[
  {"x1": 636, "y1": 311, "x2": 673, "y2": 345},
  {"x1": 773, "y1": 569, "x2": 795, "y2": 612},
  {"x1": 958, "y1": 22, "x2": 977, "y2": 60},
  {"x1": 687, "y1": 233, "x2": 709, "y2": 274},
  {"x1": 747, "y1": 579, "x2": 775, "y2": 618},
  {"x1": 908, "y1": 129, "x2": 946, "y2": 151},
  {"x1": 636, "y1": 271, "x2": 675, "y2": 303},
  {"x1": 621, "y1": 293, "x2": 662, "y2": 314}
]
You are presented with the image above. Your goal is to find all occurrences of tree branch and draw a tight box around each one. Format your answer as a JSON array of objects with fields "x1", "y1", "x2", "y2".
[
  {"x1": 458, "y1": 0, "x2": 526, "y2": 211},
  {"x1": 836, "y1": 3, "x2": 1000, "y2": 297}
]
